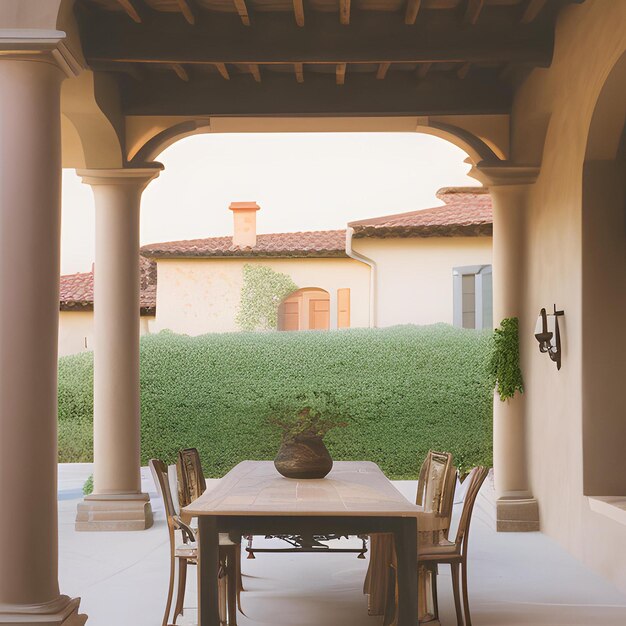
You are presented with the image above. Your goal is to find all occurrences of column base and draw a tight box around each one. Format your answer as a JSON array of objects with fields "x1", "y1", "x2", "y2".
[
  {"x1": 75, "y1": 493, "x2": 153, "y2": 531},
  {"x1": 0, "y1": 596, "x2": 87, "y2": 625},
  {"x1": 496, "y1": 497, "x2": 540, "y2": 532}
]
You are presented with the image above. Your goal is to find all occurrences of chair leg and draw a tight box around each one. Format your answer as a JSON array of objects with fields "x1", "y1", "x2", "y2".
[
  {"x1": 450, "y1": 562, "x2": 464, "y2": 626},
  {"x1": 172, "y1": 557, "x2": 187, "y2": 624},
  {"x1": 218, "y1": 563, "x2": 228, "y2": 626},
  {"x1": 226, "y1": 548, "x2": 238, "y2": 626},
  {"x1": 162, "y1": 548, "x2": 176, "y2": 626},
  {"x1": 236, "y1": 543, "x2": 244, "y2": 592},
  {"x1": 429, "y1": 564, "x2": 439, "y2": 621},
  {"x1": 461, "y1": 559, "x2": 472, "y2": 626}
]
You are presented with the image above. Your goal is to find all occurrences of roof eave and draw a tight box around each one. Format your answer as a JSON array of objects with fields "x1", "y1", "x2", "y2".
[{"x1": 352, "y1": 224, "x2": 493, "y2": 238}]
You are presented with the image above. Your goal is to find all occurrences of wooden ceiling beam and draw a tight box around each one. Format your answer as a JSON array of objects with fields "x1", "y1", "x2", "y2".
[
  {"x1": 293, "y1": 0, "x2": 305, "y2": 27},
  {"x1": 82, "y1": 12, "x2": 554, "y2": 67},
  {"x1": 171, "y1": 63, "x2": 189, "y2": 81},
  {"x1": 175, "y1": 0, "x2": 198, "y2": 25},
  {"x1": 457, "y1": 62, "x2": 471, "y2": 79},
  {"x1": 116, "y1": 0, "x2": 143, "y2": 23},
  {"x1": 295, "y1": 62, "x2": 304, "y2": 83},
  {"x1": 91, "y1": 61, "x2": 146, "y2": 81},
  {"x1": 376, "y1": 62, "x2": 391, "y2": 80},
  {"x1": 465, "y1": 0, "x2": 484, "y2": 25},
  {"x1": 336, "y1": 63, "x2": 346, "y2": 85},
  {"x1": 233, "y1": 0, "x2": 251, "y2": 26},
  {"x1": 416, "y1": 62, "x2": 432, "y2": 79},
  {"x1": 215, "y1": 63, "x2": 230, "y2": 80},
  {"x1": 404, "y1": 0, "x2": 421, "y2": 26},
  {"x1": 122, "y1": 71, "x2": 513, "y2": 117},
  {"x1": 339, "y1": 0, "x2": 351, "y2": 25},
  {"x1": 521, "y1": 0, "x2": 547, "y2": 23},
  {"x1": 249, "y1": 63, "x2": 261, "y2": 82}
]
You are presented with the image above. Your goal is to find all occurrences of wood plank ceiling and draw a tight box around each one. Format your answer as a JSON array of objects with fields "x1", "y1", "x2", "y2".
[{"x1": 75, "y1": 0, "x2": 582, "y2": 117}]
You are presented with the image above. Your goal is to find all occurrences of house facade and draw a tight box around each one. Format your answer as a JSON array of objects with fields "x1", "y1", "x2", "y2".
[{"x1": 59, "y1": 190, "x2": 493, "y2": 356}]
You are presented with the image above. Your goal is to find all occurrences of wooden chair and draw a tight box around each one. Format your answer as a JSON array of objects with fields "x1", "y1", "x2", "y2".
[
  {"x1": 365, "y1": 451, "x2": 456, "y2": 618},
  {"x1": 150, "y1": 458, "x2": 237, "y2": 626},
  {"x1": 176, "y1": 447, "x2": 206, "y2": 515},
  {"x1": 176, "y1": 447, "x2": 244, "y2": 619},
  {"x1": 418, "y1": 466, "x2": 489, "y2": 626}
]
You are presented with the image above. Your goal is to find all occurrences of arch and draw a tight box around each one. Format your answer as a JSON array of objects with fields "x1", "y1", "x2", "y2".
[
  {"x1": 581, "y1": 50, "x2": 626, "y2": 497},
  {"x1": 416, "y1": 121, "x2": 502, "y2": 164},
  {"x1": 129, "y1": 119, "x2": 212, "y2": 166},
  {"x1": 127, "y1": 116, "x2": 505, "y2": 168},
  {"x1": 278, "y1": 288, "x2": 330, "y2": 332}
]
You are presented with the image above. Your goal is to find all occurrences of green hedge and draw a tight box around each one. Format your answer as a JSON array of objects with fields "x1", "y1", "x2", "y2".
[{"x1": 58, "y1": 325, "x2": 494, "y2": 479}]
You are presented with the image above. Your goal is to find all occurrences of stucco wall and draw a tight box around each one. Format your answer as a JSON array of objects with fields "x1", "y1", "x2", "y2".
[
  {"x1": 59, "y1": 311, "x2": 154, "y2": 357},
  {"x1": 511, "y1": 0, "x2": 626, "y2": 592},
  {"x1": 151, "y1": 257, "x2": 370, "y2": 335},
  {"x1": 352, "y1": 236, "x2": 492, "y2": 327},
  {"x1": 59, "y1": 311, "x2": 94, "y2": 357}
]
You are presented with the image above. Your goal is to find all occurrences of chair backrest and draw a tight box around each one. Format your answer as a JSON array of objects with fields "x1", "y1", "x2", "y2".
[
  {"x1": 416, "y1": 451, "x2": 454, "y2": 517},
  {"x1": 149, "y1": 458, "x2": 178, "y2": 525},
  {"x1": 176, "y1": 447, "x2": 207, "y2": 509},
  {"x1": 453, "y1": 466, "x2": 489, "y2": 554}
]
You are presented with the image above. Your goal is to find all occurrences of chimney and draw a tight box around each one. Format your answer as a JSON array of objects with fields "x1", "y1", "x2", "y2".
[{"x1": 229, "y1": 201, "x2": 260, "y2": 248}]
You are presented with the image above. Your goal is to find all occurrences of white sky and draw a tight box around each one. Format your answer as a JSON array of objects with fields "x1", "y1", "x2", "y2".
[{"x1": 61, "y1": 132, "x2": 479, "y2": 275}]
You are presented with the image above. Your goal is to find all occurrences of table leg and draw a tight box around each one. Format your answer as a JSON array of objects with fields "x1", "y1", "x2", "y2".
[
  {"x1": 393, "y1": 517, "x2": 418, "y2": 626},
  {"x1": 198, "y1": 516, "x2": 221, "y2": 626}
]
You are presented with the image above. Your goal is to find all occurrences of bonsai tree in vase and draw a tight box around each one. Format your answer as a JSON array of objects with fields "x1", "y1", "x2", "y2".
[{"x1": 269, "y1": 391, "x2": 348, "y2": 479}]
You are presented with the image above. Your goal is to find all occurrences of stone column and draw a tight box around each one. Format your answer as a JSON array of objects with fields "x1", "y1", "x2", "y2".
[
  {"x1": 75, "y1": 167, "x2": 162, "y2": 531},
  {"x1": 472, "y1": 163, "x2": 540, "y2": 532},
  {"x1": 0, "y1": 34, "x2": 85, "y2": 625}
]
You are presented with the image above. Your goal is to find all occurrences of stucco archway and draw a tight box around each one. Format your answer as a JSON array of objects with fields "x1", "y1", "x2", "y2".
[{"x1": 581, "y1": 50, "x2": 626, "y2": 497}]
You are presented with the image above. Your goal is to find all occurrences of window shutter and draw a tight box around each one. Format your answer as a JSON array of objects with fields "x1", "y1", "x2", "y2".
[
  {"x1": 337, "y1": 288, "x2": 351, "y2": 328},
  {"x1": 453, "y1": 265, "x2": 493, "y2": 329}
]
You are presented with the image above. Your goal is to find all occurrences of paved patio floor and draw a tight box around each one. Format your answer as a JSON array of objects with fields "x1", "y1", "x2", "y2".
[{"x1": 58, "y1": 464, "x2": 626, "y2": 626}]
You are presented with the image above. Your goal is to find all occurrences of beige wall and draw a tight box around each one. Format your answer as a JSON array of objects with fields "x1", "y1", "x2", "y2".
[
  {"x1": 59, "y1": 311, "x2": 154, "y2": 357},
  {"x1": 151, "y1": 257, "x2": 370, "y2": 335},
  {"x1": 59, "y1": 311, "x2": 94, "y2": 357},
  {"x1": 511, "y1": 0, "x2": 626, "y2": 592},
  {"x1": 352, "y1": 236, "x2": 492, "y2": 327}
]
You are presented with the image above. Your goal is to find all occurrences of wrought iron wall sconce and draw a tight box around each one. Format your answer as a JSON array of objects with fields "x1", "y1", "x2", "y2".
[{"x1": 534, "y1": 305, "x2": 565, "y2": 370}]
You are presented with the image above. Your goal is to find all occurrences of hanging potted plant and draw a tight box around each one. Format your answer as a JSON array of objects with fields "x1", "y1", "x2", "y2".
[{"x1": 269, "y1": 392, "x2": 348, "y2": 479}]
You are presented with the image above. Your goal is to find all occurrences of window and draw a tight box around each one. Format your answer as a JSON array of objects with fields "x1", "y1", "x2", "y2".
[{"x1": 453, "y1": 265, "x2": 493, "y2": 330}]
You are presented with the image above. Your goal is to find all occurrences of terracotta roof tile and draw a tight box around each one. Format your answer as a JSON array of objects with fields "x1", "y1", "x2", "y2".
[
  {"x1": 140, "y1": 230, "x2": 347, "y2": 259},
  {"x1": 60, "y1": 257, "x2": 157, "y2": 315},
  {"x1": 349, "y1": 187, "x2": 492, "y2": 238}
]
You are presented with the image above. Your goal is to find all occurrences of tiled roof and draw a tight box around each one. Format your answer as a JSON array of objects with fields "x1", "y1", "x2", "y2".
[
  {"x1": 60, "y1": 257, "x2": 157, "y2": 315},
  {"x1": 349, "y1": 187, "x2": 492, "y2": 238},
  {"x1": 140, "y1": 230, "x2": 347, "y2": 259}
]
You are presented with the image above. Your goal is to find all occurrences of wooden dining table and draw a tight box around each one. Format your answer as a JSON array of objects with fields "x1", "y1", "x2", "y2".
[{"x1": 183, "y1": 460, "x2": 422, "y2": 626}]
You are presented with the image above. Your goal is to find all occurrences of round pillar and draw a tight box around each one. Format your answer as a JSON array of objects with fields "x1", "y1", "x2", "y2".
[
  {"x1": 490, "y1": 185, "x2": 533, "y2": 495},
  {"x1": 75, "y1": 168, "x2": 161, "y2": 531},
  {"x1": 0, "y1": 47, "x2": 84, "y2": 625},
  {"x1": 472, "y1": 163, "x2": 540, "y2": 532}
]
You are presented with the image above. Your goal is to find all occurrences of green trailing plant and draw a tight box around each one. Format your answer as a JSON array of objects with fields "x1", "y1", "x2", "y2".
[
  {"x1": 490, "y1": 317, "x2": 524, "y2": 401},
  {"x1": 268, "y1": 391, "x2": 349, "y2": 442},
  {"x1": 236, "y1": 264, "x2": 298, "y2": 331},
  {"x1": 83, "y1": 474, "x2": 94, "y2": 496},
  {"x1": 58, "y1": 324, "x2": 494, "y2": 478}
]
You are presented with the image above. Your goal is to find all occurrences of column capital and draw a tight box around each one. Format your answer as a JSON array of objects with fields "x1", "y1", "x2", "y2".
[
  {"x1": 77, "y1": 165, "x2": 164, "y2": 188},
  {"x1": 469, "y1": 161, "x2": 540, "y2": 188},
  {"x1": 0, "y1": 30, "x2": 82, "y2": 77}
]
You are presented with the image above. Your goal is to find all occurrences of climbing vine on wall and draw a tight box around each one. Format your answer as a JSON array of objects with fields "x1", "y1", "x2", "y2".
[
  {"x1": 489, "y1": 317, "x2": 524, "y2": 401},
  {"x1": 236, "y1": 264, "x2": 298, "y2": 331}
]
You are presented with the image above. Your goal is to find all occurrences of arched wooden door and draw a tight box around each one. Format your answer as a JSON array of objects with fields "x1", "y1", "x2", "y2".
[{"x1": 278, "y1": 288, "x2": 330, "y2": 331}]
